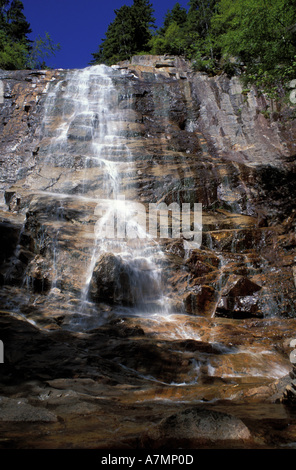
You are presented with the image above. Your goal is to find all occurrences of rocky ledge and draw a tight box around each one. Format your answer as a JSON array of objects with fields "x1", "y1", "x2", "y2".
[{"x1": 0, "y1": 310, "x2": 295, "y2": 449}]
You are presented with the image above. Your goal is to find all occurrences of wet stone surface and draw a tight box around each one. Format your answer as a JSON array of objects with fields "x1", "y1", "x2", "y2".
[{"x1": 0, "y1": 57, "x2": 296, "y2": 448}]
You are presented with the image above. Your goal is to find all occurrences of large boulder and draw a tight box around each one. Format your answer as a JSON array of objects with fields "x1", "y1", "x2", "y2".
[
  {"x1": 216, "y1": 275, "x2": 262, "y2": 319},
  {"x1": 144, "y1": 407, "x2": 252, "y2": 447},
  {"x1": 89, "y1": 252, "x2": 161, "y2": 306}
]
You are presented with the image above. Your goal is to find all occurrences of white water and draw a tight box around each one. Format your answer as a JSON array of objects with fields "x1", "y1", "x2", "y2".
[{"x1": 39, "y1": 65, "x2": 171, "y2": 323}]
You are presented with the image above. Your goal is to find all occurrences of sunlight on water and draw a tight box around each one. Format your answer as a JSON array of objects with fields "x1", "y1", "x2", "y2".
[{"x1": 37, "y1": 64, "x2": 176, "y2": 327}]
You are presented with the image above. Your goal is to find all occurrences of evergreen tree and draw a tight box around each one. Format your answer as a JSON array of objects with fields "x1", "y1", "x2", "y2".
[
  {"x1": 91, "y1": 0, "x2": 155, "y2": 65},
  {"x1": 92, "y1": 5, "x2": 134, "y2": 65},
  {"x1": 187, "y1": 0, "x2": 218, "y2": 39},
  {"x1": 0, "y1": 1, "x2": 9, "y2": 30},
  {"x1": 132, "y1": 0, "x2": 155, "y2": 52},
  {"x1": 149, "y1": 1, "x2": 218, "y2": 66},
  {"x1": 185, "y1": 0, "x2": 219, "y2": 71},
  {"x1": 0, "y1": 0, "x2": 31, "y2": 69},
  {"x1": 6, "y1": 0, "x2": 31, "y2": 42},
  {"x1": 149, "y1": 3, "x2": 188, "y2": 55},
  {"x1": 91, "y1": 0, "x2": 296, "y2": 99},
  {"x1": 0, "y1": 0, "x2": 60, "y2": 70},
  {"x1": 162, "y1": 2, "x2": 187, "y2": 34}
]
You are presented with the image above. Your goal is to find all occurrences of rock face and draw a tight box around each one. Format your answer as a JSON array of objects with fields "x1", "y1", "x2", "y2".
[
  {"x1": 0, "y1": 70, "x2": 60, "y2": 203},
  {"x1": 0, "y1": 56, "x2": 296, "y2": 447},
  {"x1": 1, "y1": 58, "x2": 296, "y2": 321}
]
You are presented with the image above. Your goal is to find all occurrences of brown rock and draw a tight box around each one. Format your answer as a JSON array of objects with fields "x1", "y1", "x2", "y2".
[
  {"x1": 222, "y1": 275, "x2": 262, "y2": 297},
  {"x1": 145, "y1": 407, "x2": 251, "y2": 447},
  {"x1": 183, "y1": 286, "x2": 218, "y2": 316},
  {"x1": 216, "y1": 275, "x2": 263, "y2": 319}
]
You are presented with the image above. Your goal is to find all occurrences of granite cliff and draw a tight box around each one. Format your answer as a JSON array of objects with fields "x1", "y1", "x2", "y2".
[{"x1": 0, "y1": 56, "x2": 296, "y2": 448}]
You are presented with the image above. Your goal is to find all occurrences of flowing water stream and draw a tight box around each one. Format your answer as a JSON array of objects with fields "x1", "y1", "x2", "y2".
[
  {"x1": 34, "y1": 64, "x2": 173, "y2": 327},
  {"x1": 2, "y1": 63, "x2": 296, "y2": 449}
]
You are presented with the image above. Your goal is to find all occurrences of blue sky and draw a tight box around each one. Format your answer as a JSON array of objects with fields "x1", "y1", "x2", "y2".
[{"x1": 22, "y1": 0, "x2": 190, "y2": 69}]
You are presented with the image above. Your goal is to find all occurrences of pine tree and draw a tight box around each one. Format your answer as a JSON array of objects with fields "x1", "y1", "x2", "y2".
[
  {"x1": 6, "y1": 0, "x2": 31, "y2": 43},
  {"x1": 185, "y1": 0, "x2": 219, "y2": 70},
  {"x1": 91, "y1": 0, "x2": 155, "y2": 65},
  {"x1": 0, "y1": 0, "x2": 31, "y2": 69},
  {"x1": 131, "y1": 0, "x2": 155, "y2": 52},
  {"x1": 0, "y1": 0, "x2": 60, "y2": 70},
  {"x1": 187, "y1": 0, "x2": 218, "y2": 40},
  {"x1": 149, "y1": 2, "x2": 188, "y2": 55},
  {"x1": 163, "y1": 2, "x2": 187, "y2": 31}
]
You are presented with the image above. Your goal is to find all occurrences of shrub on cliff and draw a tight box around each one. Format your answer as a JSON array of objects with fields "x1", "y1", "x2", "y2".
[{"x1": 211, "y1": 0, "x2": 296, "y2": 96}]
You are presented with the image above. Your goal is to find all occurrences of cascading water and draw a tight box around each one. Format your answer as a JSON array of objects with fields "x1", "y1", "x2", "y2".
[
  {"x1": 2, "y1": 59, "x2": 295, "y2": 433},
  {"x1": 31, "y1": 64, "x2": 171, "y2": 327}
]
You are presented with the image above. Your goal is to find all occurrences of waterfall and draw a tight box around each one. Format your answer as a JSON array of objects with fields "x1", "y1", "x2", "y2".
[{"x1": 35, "y1": 64, "x2": 171, "y2": 326}]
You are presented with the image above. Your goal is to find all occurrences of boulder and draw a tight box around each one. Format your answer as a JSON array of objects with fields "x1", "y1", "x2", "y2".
[
  {"x1": 90, "y1": 252, "x2": 161, "y2": 306},
  {"x1": 145, "y1": 407, "x2": 251, "y2": 447},
  {"x1": 0, "y1": 396, "x2": 57, "y2": 422},
  {"x1": 222, "y1": 275, "x2": 262, "y2": 297},
  {"x1": 216, "y1": 275, "x2": 263, "y2": 319},
  {"x1": 26, "y1": 254, "x2": 52, "y2": 293},
  {"x1": 183, "y1": 286, "x2": 217, "y2": 316}
]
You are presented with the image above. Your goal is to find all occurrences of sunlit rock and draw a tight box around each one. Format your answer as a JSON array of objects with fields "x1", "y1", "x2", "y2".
[{"x1": 0, "y1": 57, "x2": 296, "y2": 447}]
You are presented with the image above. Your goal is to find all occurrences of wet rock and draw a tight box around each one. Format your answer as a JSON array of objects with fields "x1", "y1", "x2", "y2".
[
  {"x1": 144, "y1": 407, "x2": 251, "y2": 447},
  {"x1": 222, "y1": 275, "x2": 262, "y2": 297},
  {"x1": 0, "y1": 219, "x2": 22, "y2": 268},
  {"x1": 26, "y1": 254, "x2": 52, "y2": 293},
  {"x1": 283, "y1": 383, "x2": 296, "y2": 404},
  {"x1": 1, "y1": 58, "x2": 295, "y2": 322},
  {"x1": 217, "y1": 294, "x2": 262, "y2": 319},
  {"x1": 217, "y1": 275, "x2": 263, "y2": 319},
  {"x1": 90, "y1": 253, "x2": 124, "y2": 302},
  {"x1": 90, "y1": 252, "x2": 161, "y2": 306},
  {"x1": 0, "y1": 396, "x2": 57, "y2": 422},
  {"x1": 0, "y1": 57, "x2": 296, "y2": 448},
  {"x1": 183, "y1": 286, "x2": 217, "y2": 316},
  {"x1": 282, "y1": 343, "x2": 296, "y2": 404},
  {"x1": 0, "y1": 69, "x2": 61, "y2": 197}
]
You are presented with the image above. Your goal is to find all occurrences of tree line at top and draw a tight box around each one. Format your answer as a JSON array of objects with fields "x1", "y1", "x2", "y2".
[
  {"x1": 0, "y1": 0, "x2": 60, "y2": 70},
  {"x1": 91, "y1": 0, "x2": 296, "y2": 98},
  {"x1": 1, "y1": 0, "x2": 296, "y2": 98}
]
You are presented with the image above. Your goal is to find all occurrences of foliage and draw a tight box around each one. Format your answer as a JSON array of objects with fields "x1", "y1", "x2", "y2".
[
  {"x1": 211, "y1": 0, "x2": 296, "y2": 93},
  {"x1": 1, "y1": 0, "x2": 31, "y2": 42},
  {"x1": 185, "y1": 0, "x2": 219, "y2": 73},
  {"x1": 92, "y1": 0, "x2": 296, "y2": 98},
  {"x1": 0, "y1": 0, "x2": 31, "y2": 69},
  {"x1": 149, "y1": 22, "x2": 187, "y2": 55},
  {"x1": 0, "y1": 29, "x2": 27, "y2": 69},
  {"x1": 149, "y1": 3, "x2": 188, "y2": 55},
  {"x1": 91, "y1": 0, "x2": 155, "y2": 65},
  {"x1": 0, "y1": 0, "x2": 60, "y2": 70},
  {"x1": 26, "y1": 32, "x2": 61, "y2": 69}
]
